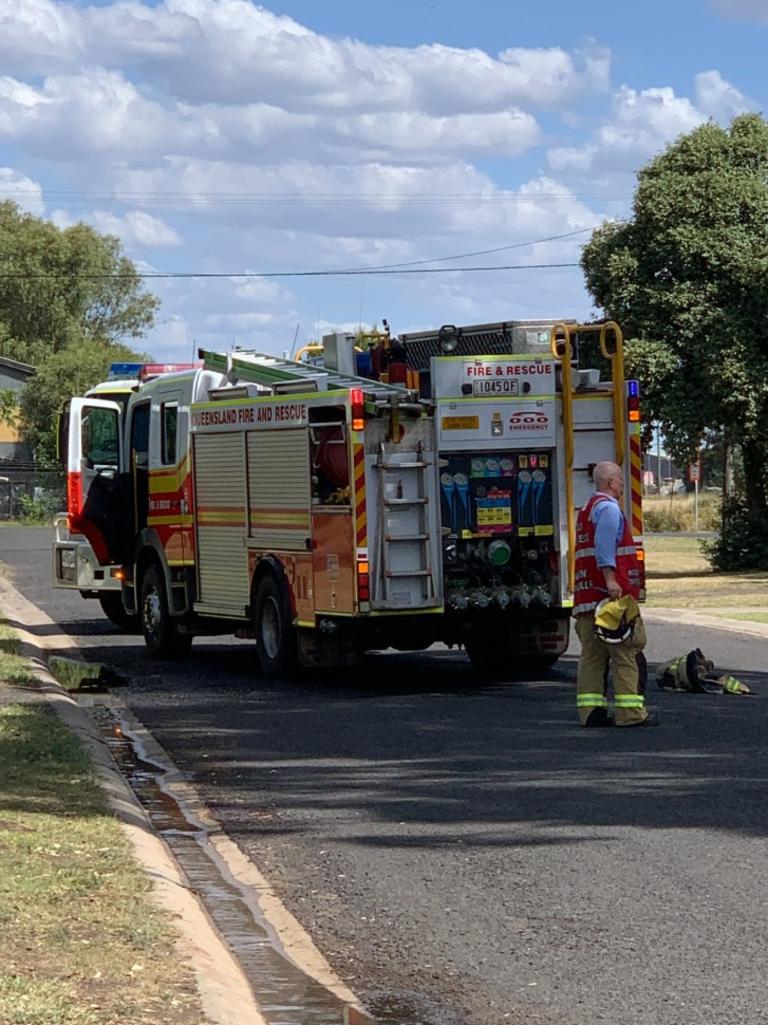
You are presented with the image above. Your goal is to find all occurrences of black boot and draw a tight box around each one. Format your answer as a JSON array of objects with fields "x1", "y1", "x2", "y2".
[{"x1": 583, "y1": 707, "x2": 615, "y2": 728}]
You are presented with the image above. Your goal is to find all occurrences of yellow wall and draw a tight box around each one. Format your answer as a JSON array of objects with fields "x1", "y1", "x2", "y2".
[{"x1": 0, "y1": 422, "x2": 20, "y2": 444}]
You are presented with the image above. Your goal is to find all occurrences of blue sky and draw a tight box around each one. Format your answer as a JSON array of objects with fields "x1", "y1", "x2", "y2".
[{"x1": 0, "y1": 0, "x2": 765, "y2": 361}]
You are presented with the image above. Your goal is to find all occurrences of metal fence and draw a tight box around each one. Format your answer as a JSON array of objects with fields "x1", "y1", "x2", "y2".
[{"x1": 0, "y1": 469, "x2": 66, "y2": 521}]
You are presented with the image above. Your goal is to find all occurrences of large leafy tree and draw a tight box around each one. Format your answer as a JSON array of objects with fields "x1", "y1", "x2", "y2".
[
  {"x1": 0, "y1": 201, "x2": 158, "y2": 465},
  {"x1": 581, "y1": 113, "x2": 768, "y2": 566},
  {"x1": 0, "y1": 201, "x2": 159, "y2": 364},
  {"x1": 20, "y1": 339, "x2": 149, "y2": 466}
]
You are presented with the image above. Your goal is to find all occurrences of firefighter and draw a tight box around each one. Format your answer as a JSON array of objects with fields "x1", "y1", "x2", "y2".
[{"x1": 573, "y1": 460, "x2": 658, "y2": 728}]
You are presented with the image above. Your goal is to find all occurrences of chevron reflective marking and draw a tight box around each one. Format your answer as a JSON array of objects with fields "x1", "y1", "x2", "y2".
[
  {"x1": 353, "y1": 444, "x2": 367, "y2": 548},
  {"x1": 629, "y1": 430, "x2": 643, "y2": 537}
]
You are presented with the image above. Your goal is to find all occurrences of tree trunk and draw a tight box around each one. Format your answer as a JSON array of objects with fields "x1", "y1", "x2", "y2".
[
  {"x1": 722, "y1": 431, "x2": 734, "y2": 523},
  {"x1": 740, "y1": 438, "x2": 768, "y2": 520}
]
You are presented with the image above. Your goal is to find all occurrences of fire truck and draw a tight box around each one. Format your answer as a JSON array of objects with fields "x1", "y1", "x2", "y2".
[
  {"x1": 61, "y1": 351, "x2": 444, "y2": 674},
  {"x1": 59, "y1": 319, "x2": 643, "y2": 676}
]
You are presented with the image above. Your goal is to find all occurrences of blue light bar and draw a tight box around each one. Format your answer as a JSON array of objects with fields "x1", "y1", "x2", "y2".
[
  {"x1": 108, "y1": 362, "x2": 145, "y2": 380},
  {"x1": 627, "y1": 380, "x2": 640, "y2": 398}
]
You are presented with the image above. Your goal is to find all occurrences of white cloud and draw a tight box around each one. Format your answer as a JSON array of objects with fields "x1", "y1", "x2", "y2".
[
  {"x1": 0, "y1": 167, "x2": 44, "y2": 214},
  {"x1": 0, "y1": 68, "x2": 185, "y2": 160},
  {"x1": 548, "y1": 69, "x2": 758, "y2": 187},
  {"x1": 90, "y1": 210, "x2": 183, "y2": 247},
  {"x1": 112, "y1": 158, "x2": 599, "y2": 250},
  {"x1": 333, "y1": 110, "x2": 541, "y2": 159},
  {"x1": 0, "y1": 0, "x2": 83, "y2": 75},
  {"x1": 694, "y1": 70, "x2": 756, "y2": 119},
  {"x1": 2, "y1": 0, "x2": 610, "y2": 114},
  {"x1": 5, "y1": 1, "x2": 759, "y2": 366},
  {"x1": 229, "y1": 276, "x2": 293, "y2": 304},
  {"x1": 547, "y1": 79, "x2": 732, "y2": 177},
  {"x1": 49, "y1": 207, "x2": 181, "y2": 248}
]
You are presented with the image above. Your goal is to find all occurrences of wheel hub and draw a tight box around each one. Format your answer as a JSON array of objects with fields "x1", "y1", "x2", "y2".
[
  {"x1": 261, "y1": 596, "x2": 280, "y2": 659},
  {"x1": 143, "y1": 588, "x2": 162, "y2": 635}
]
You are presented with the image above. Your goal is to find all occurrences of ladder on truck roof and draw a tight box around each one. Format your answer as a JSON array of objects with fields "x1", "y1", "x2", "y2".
[{"x1": 200, "y1": 349, "x2": 416, "y2": 403}]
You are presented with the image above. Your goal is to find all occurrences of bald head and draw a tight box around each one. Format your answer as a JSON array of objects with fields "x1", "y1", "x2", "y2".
[{"x1": 594, "y1": 461, "x2": 623, "y2": 496}]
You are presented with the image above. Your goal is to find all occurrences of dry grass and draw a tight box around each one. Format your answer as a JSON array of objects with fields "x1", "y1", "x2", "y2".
[
  {"x1": 644, "y1": 535, "x2": 768, "y2": 611},
  {"x1": 643, "y1": 492, "x2": 721, "y2": 532},
  {"x1": 0, "y1": 689, "x2": 209, "y2": 1024}
]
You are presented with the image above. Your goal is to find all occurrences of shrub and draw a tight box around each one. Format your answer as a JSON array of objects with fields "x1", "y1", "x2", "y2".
[
  {"x1": 17, "y1": 491, "x2": 62, "y2": 524},
  {"x1": 702, "y1": 497, "x2": 768, "y2": 570}
]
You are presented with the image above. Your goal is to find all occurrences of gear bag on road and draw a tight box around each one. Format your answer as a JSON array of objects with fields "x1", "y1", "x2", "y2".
[{"x1": 656, "y1": 649, "x2": 752, "y2": 695}]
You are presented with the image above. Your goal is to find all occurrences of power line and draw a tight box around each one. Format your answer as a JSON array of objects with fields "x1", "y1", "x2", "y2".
[
  {"x1": 0, "y1": 227, "x2": 592, "y2": 281},
  {"x1": 0, "y1": 262, "x2": 581, "y2": 281},
  {"x1": 345, "y1": 227, "x2": 593, "y2": 271}
]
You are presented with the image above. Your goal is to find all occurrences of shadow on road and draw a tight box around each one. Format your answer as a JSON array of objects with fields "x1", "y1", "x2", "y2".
[{"x1": 66, "y1": 638, "x2": 768, "y2": 849}]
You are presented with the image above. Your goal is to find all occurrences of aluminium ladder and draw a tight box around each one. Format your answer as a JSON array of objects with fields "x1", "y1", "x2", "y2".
[
  {"x1": 200, "y1": 348, "x2": 415, "y2": 403},
  {"x1": 375, "y1": 440, "x2": 435, "y2": 607}
]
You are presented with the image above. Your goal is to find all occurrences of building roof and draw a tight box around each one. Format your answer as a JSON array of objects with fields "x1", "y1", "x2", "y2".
[{"x1": 0, "y1": 356, "x2": 35, "y2": 376}]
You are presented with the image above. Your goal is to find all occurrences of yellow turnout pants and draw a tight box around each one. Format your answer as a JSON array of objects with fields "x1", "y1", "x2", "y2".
[{"x1": 575, "y1": 613, "x2": 647, "y2": 726}]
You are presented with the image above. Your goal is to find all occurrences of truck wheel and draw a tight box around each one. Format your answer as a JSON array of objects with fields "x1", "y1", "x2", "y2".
[
  {"x1": 98, "y1": 593, "x2": 139, "y2": 632},
  {"x1": 464, "y1": 637, "x2": 510, "y2": 679},
  {"x1": 140, "y1": 564, "x2": 192, "y2": 659},
  {"x1": 253, "y1": 574, "x2": 297, "y2": 678}
]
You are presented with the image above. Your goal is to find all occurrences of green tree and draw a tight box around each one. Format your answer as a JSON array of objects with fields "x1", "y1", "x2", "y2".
[
  {"x1": 0, "y1": 201, "x2": 159, "y2": 364},
  {"x1": 581, "y1": 113, "x2": 768, "y2": 568},
  {"x1": 20, "y1": 339, "x2": 148, "y2": 466}
]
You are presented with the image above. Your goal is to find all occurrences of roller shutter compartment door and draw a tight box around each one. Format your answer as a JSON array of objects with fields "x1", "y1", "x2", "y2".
[{"x1": 194, "y1": 432, "x2": 250, "y2": 611}]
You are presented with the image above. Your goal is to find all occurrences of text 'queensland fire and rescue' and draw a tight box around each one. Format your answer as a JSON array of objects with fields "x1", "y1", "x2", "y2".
[{"x1": 191, "y1": 403, "x2": 308, "y2": 428}]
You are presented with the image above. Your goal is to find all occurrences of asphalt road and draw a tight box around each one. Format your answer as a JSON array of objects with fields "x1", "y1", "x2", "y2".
[{"x1": 4, "y1": 526, "x2": 768, "y2": 1025}]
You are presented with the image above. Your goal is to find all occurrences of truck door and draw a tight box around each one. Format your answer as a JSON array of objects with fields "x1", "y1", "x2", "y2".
[
  {"x1": 66, "y1": 397, "x2": 123, "y2": 564},
  {"x1": 151, "y1": 391, "x2": 191, "y2": 565},
  {"x1": 128, "y1": 400, "x2": 151, "y2": 534}
]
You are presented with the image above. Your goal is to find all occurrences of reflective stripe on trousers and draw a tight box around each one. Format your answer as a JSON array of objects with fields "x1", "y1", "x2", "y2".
[{"x1": 576, "y1": 693, "x2": 608, "y2": 709}]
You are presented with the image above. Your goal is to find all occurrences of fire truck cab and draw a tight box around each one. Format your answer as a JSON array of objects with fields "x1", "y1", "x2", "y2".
[{"x1": 53, "y1": 367, "x2": 144, "y2": 629}]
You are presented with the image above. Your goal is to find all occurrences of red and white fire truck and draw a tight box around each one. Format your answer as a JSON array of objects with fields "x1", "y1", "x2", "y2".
[{"x1": 57, "y1": 319, "x2": 644, "y2": 675}]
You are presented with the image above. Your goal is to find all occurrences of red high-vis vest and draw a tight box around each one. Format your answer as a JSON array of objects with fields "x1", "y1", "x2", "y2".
[{"x1": 573, "y1": 494, "x2": 641, "y2": 616}]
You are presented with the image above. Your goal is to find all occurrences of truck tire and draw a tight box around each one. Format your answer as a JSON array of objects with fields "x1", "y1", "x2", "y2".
[
  {"x1": 140, "y1": 564, "x2": 192, "y2": 659},
  {"x1": 464, "y1": 640, "x2": 511, "y2": 679},
  {"x1": 253, "y1": 574, "x2": 297, "y2": 678},
  {"x1": 98, "y1": 593, "x2": 139, "y2": 632}
]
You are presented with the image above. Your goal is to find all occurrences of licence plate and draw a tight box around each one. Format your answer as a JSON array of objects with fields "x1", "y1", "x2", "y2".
[{"x1": 472, "y1": 379, "x2": 519, "y2": 396}]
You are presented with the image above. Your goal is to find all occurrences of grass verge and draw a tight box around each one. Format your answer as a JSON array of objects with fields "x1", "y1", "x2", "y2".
[
  {"x1": 644, "y1": 535, "x2": 768, "y2": 613},
  {"x1": 0, "y1": 621, "x2": 35, "y2": 685},
  {"x1": 0, "y1": 676, "x2": 208, "y2": 1023}
]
